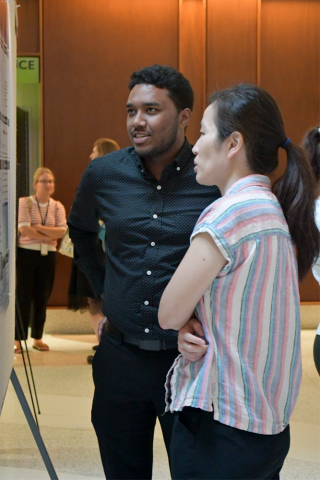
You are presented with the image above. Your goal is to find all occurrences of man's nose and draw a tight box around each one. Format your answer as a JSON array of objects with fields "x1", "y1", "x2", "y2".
[{"x1": 132, "y1": 111, "x2": 147, "y2": 128}]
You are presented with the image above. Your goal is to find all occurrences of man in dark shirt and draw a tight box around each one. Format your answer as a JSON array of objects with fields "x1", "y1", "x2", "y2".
[{"x1": 68, "y1": 65, "x2": 220, "y2": 479}]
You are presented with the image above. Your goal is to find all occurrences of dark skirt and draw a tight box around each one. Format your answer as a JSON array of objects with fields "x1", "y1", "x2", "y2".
[{"x1": 68, "y1": 260, "x2": 97, "y2": 312}]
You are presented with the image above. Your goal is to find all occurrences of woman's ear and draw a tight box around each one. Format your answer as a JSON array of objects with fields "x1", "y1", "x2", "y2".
[{"x1": 228, "y1": 131, "x2": 244, "y2": 157}]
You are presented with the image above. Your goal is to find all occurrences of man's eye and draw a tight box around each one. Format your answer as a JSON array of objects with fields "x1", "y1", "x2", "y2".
[
  {"x1": 127, "y1": 109, "x2": 135, "y2": 115},
  {"x1": 147, "y1": 108, "x2": 157, "y2": 113}
]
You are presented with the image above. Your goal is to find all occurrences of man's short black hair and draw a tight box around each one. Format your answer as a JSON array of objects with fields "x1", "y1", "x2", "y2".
[{"x1": 129, "y1": 64, "x2": 193, "y2": 112}]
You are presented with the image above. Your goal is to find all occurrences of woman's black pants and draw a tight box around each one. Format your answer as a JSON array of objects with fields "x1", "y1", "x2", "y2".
[
  {"x1": 15, "y1": 248, "x2": 56, "y2": 340},
  {"x1": 170, "y1": 407, "x2": 290, "y2": 480}
]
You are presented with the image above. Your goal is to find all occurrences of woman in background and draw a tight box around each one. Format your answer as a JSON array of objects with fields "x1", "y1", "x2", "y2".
[
  {"x1": 15, "y1": 167, "x2": 67, "y2": 353},
  {"x1": 159, "y1": 84, "x2": 320, "y2": 479},
  {"x1": 303, "y1": 126, "x2": 320, "y2": 375},
  {"x1": 68, "y1": 138, "x2": 120, "y2": 364}
]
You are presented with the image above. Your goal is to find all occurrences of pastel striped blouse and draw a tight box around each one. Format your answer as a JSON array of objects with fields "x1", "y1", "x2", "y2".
[
  {"x1": 18, "y1": 196, "x2": 67, "y2": 251},
  {"x1": 166, "y1": 175, "x2": 302, "y2": 435}
]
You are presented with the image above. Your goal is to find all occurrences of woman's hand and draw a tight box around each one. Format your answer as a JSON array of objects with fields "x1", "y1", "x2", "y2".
[{"x1": 178, "y1": 317, "x2": 208, "y2": 362}]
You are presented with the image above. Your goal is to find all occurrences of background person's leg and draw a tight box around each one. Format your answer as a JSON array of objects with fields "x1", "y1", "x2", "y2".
[
  {"x1": 15, "y1": 249, "x2": 37, "y2": 343},
  {"x1": 314, "y1": 326, "x2": 320, "y2": 375},
  {"x1": 32, "y1": 252, "x2": 56, "y2": 341}
]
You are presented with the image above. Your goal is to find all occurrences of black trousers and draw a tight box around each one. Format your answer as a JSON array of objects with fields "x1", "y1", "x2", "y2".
[
  {"x1": 15, "y1": 248, "x2": 56, "y2": 340},
  {"x1": 91, "y1": 331, "x2": 179, "y2": 480},
  {"x1": 314, "y1": 332, "x2": 320, "y2": 375},
  {"x1": 170, "y1": 407, "x2": 290, "y2": 480}
]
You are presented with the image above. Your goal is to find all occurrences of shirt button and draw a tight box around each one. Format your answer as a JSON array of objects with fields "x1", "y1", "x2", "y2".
[
  {"x1": 151, "y1": 242, "x2": 155, "y2": 246},
  {"x1": 176, "y1": 166, "x2": 180, "y2": 171},
  {"x1": 145, "y1": 328, "x2": 149, "y2": 333},
  {"x1": 153, "y1": 214, "x2": 158, "y2": 219},
  {"x1": 157, "y1": 185, "x2": 162, "y2": 190},
  {"x1": 147, "y1": 270, "x2": 152, "y2": 275},
  {"x1": 144, "y1": 300, "x2": 149, "y2": 305}
]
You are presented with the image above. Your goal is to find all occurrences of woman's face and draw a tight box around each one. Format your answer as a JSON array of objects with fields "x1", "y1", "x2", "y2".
[
  {"x1": 34, "y1": 173, "x2": 55, "y2": 197},
  {"x1": 89, "y1": 145, "x2": 100, "y2": 161},
  {"x1": 192, "y1": 104, "x2": 229, "y2": 188}
]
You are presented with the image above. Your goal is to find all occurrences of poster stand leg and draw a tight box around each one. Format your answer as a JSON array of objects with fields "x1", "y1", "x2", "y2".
[
  {"x1": 10, "y1": 368, "x2": 59, "y2": 480},
  {"x1": 15, "y1": 298, "x2": 41, "y2": 420}
]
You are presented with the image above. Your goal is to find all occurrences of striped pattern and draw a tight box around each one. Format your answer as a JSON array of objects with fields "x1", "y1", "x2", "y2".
[
  {"x1": 18, "y1": 196, "x2": 67, "y2": 250},
  {"x1": 166, "y1": 175, "x2": 302, "y2": 435}
]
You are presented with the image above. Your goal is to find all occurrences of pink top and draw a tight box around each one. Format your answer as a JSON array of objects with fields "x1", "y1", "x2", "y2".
[{"x1": 18, "y1": 196, "x2": 67, "y2": 251}]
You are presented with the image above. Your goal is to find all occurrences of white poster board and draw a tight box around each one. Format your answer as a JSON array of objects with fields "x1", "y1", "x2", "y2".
[{"x1": 0, "y1": 0, "x2": 16, "y2": 413}]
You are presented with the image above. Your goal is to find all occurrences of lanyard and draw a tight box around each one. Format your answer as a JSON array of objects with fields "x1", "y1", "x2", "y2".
[{"x1": 35, "y1": 196, "x2": 50, "y2": 226}]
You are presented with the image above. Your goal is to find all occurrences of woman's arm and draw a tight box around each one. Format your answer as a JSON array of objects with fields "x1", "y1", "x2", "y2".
[
  {"x1": 32, "y1": 224, "x2": 66, "y2": 239},
  {"x1": 19, "y1": 226, "x2": 52, "y2": 242},
  {"x1": 159, "y1": 232, "x2": 227, "y2": 330}
]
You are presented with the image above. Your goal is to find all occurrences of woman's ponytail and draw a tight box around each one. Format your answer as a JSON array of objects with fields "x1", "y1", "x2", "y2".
[
  {"x1": 210, "y1": 84, "x2": 320, "y2": 281},
  {"x1": 273, "y1": 143, "x2": 320, "y2": 280}
]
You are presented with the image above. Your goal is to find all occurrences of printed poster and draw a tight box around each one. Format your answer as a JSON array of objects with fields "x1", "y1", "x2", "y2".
[
  {"x1": 0, "y1": 0, "x2": 16, "y2": 413},
  {"x1": 0, "y1": 0, "x2": 10, "y2": 317}
]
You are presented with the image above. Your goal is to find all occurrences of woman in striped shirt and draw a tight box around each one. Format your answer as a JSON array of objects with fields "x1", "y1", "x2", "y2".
[
  {"x1": 15, "y1": 167, "x2": 67, "y2": 353},
  {"x1": 159, "y1": 84, "x2": 320, "y2": 479}
]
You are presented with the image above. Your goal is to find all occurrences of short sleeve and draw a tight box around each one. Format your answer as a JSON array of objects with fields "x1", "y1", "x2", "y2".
[
  {"x1": 55, "y1": 201, "x2": 67, "y2": 228},
  {"x1": 191, "y1": 223, "x2": 234, "y2": 276},
  {"x1": 18, "y1": 197, "x2": 31, "y2": 228}
]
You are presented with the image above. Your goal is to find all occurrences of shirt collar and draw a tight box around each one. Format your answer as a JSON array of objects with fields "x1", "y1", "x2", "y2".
[
  {"x1": 224, "y1": 174, "x2": 271, "y2": 196},
  {"x1": 131, "y1": 137, "x2": 193, "y2": 171}
]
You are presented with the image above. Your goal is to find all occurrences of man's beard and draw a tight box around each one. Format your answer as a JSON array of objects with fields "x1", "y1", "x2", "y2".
[{"x1": 134, "y1": 119, "x2": 180, "y2": 159}]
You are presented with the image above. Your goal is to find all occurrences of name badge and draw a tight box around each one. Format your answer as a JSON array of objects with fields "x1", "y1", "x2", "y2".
[{"x1": 41, "y1": 243, "x2": 48, "y2": 256}]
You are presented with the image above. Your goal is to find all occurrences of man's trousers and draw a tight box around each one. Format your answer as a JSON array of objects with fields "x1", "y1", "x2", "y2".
[{"x1": 92, "y1": 330, "x2": 178, "y2": 479}]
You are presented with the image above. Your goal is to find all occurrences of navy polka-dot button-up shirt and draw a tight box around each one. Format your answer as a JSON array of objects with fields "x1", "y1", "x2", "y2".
[{"x1": 68, "y1": 139, "x2": 220, "y2": 340}]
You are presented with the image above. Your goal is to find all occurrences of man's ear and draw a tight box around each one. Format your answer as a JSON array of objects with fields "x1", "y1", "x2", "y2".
[
  {"x1": 228, "y1": 131, "x2": 244, "y2": 157},
  {"x1": 179, "y1": 108, "x2": 192, "y2": 129}
]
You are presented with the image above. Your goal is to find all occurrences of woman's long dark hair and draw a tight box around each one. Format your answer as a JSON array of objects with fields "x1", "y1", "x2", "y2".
[{"x1": 210, "y1": 84, "x2": 320, "y2": 281}]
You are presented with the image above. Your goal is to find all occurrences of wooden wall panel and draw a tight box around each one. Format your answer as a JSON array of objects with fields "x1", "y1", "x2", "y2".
[
  {"x1": 260, "y1": 0, "x2": 320, "y2": 301},
  {"x1": 13, "y1": 0, "x2": 315, "y2": 305},
  {"x1": 43, "y1": 0, "x2": 179, "y2": 306},
  {"x1": 207, "y1": 0, "x2": 258, "y2": 94},
  {"x1": 17, "y1": 0, "x2": 40, "y2": 55},
  {"x1": 260, "y1": 0, "x2": 320, "y2": 144},
  {"x1": 300, "y1": 270, "x2": 320, "y2": 303},
  {"x1": 179, "y1": 0, "x2": 207, "y2": 145}
]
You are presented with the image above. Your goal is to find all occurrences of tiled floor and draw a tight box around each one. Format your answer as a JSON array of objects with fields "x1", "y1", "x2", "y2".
[{"x1": 0, "y1": 330, "x2": 319, "y2": 479}]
